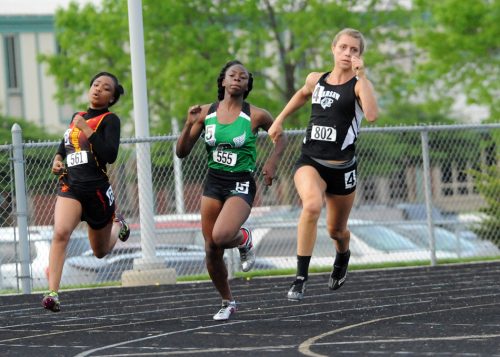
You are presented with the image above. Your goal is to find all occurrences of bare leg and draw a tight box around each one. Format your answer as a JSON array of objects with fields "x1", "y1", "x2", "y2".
[
  {"x1": 201, "y1": 196, "x2": 251, "y2": 301},
  {"x1": 325, "y1": 191, "x2": 356, "y2": 252},
  {"x1": 294, "y1": 166, "x2": 327, "y2": 256},
  {"x1": 48, "y1": 197, "x2": 82, "y2": 292},
  {"x1": 88, "y1": 218, "x2": 122, "y2": 258},
  {"x1": 325, "y1": 191, "x2": 355, "y2": 290}
]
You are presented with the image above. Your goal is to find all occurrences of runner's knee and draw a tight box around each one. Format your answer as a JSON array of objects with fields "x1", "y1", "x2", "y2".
[
  {"x1": 211, "y1": 227, "x2": 237, "y2": 246},
  {"x1": 301, "y1": 201, "x2": 322, "y2": 221},
  {"x1": 327, "y1": 227, "x2": 350, "y2": 242}
]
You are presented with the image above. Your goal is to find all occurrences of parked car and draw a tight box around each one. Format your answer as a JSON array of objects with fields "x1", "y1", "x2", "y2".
[
  {"x1": 396, "y1": 203, "x2": 453, "y2": 223},
  {"x1": 251, "y1": 217, "x2": 450, "y2": 269},
  {"x1": 65, "y1": 243, "x2": 276, "y2": 283},
  {"x1": 347, "y1": 222, "x2": 455, "y2": 263},
  {"x1": 0, "y1": 226, "x2": 90, "y2": 290},
  {"x1": 390, "y1": 224, "x2": 500, "y2": 258}
]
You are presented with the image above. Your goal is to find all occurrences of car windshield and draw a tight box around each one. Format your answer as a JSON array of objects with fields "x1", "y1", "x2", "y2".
[
  {"x1": 350, "y1": 225, "x2": 419, "y2": 251},
  {"x1": 394, "y1": 225, "x2": 475, "y2": 251}
]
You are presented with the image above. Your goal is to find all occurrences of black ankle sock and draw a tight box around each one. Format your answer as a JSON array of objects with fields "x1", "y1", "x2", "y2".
[
  {"x1": 297, "y1": 255, "x2": 311, "y2": 281},
  {"x1": 335, "y1": 250, "x2": 350, "y2": 265}
]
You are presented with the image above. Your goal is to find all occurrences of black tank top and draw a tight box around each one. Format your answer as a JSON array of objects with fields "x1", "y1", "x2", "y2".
[{"x1": 302, "y1": 72, "x2": 364, "y2": 161}]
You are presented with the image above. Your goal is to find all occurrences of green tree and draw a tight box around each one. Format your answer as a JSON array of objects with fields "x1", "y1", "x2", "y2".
[
  {"x1": 411, "y1": 0, "x2": 500, "y2": 121},
  {"x1": 40, "y1": 0, "x2": 413, "y2": 134},
  {"x1": 0, "y1": 116, "x2": 60, "y2": 224},
  {"x1": 0, "y1": 115, "x2": 59, "y2": 144}
]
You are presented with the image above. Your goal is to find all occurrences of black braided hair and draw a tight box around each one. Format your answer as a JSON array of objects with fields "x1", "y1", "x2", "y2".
[
  {"x1": 217, "y1": 60, "x2": 253, "y2": 101},
  {"x1": 89, "y1": 72, "x2": 124, "y2": 107}
]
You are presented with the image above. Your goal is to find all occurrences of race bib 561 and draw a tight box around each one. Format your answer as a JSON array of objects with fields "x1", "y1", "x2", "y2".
[{"x1": 67, "y1": 151, "x2": 88, "y2": 167}]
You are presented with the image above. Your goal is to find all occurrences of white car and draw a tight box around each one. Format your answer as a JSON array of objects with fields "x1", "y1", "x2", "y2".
[
  {"x1": 253, "y1": 219, "x2": 452, "y2": 269},
  {"x1": 0, "y1": 226, "x2": 89, "y2": 290}
]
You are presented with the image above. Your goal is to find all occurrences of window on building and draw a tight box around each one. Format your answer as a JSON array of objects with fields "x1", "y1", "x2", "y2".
[
  {"x1": 389, "y1": 171, "x2": 408, "y2": 200},
  {"x1": 362, "y1": 180, "x2": 377, "y2": 202},
  {"x1": 441, "y1": 162, "x2": 452, "y2": 183},
  {"x1": 4, "y1": 35, "x2": 20, "y2": 90}
]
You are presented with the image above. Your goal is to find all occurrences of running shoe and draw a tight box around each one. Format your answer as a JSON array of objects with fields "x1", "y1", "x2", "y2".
[
  {"x1": 287, "y1": 277, "x2": 306, "y2": 301},
  {"x1": 115, "y1": 213, "x2": 130, "y2": 242},
  {"x1": 213, "y1": 300, "x2": 237, "y2": 321},
  {"x1": 42, "y1": 291, "x2": 60, "y2": 312},
  {"x1": 238, "y1": 227, "x2": 255, "y2": 272},
  {"x1": 328, "y1": 249, "x2": 351, "y2": 290}
]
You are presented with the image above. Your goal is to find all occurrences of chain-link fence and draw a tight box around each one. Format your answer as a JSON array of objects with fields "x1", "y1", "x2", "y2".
[{"x1": 1, "y1": 124, "x2": 499, "y2": 294}]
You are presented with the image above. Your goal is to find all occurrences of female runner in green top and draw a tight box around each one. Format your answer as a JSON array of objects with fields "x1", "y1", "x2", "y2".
[{"x1": 176, "y1": 60, "x2": 286, "y2": 320}]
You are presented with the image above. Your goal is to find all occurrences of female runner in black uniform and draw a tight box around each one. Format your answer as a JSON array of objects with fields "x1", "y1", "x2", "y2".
[{"x1": 269, "y1": 28, "x2": 379, "y2": 300}]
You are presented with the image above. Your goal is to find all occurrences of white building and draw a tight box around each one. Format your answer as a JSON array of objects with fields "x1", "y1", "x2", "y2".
[
  {"x1": 0, "y1": 14, "x2": 71, "y2": 133},
  {"x1": 0, "y1": 0, "x2": 99, "y2": 134}
]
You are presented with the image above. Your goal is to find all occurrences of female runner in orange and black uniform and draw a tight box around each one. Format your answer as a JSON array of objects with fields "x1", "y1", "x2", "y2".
[{"x1": 42, "y1": 72, "x2": 130, "y2": 312}]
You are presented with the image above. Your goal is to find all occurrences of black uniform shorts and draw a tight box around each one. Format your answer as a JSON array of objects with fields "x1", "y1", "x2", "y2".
[
  {"x1": 293, "y1": 154, "x2": 357, "y2": 195},
  {"x1": 57, "y1": 177, "x2": 116, "y2": 230},
  {"x1": 203, "y1": 168, "x2": 256, "y2": 207}
]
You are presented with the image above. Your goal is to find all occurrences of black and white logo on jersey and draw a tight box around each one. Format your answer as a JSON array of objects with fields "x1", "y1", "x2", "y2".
[
  {"x1": 204, "y1": 124, "x2": 216, "y2": 146},
  {"x1": 312, "y1": 84, "x2": 340, "y2": 109}
]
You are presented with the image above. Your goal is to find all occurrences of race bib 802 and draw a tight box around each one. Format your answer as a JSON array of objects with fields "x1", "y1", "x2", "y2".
[{"x1": 311, "y1": 125, "x2": 336, "y2": 142}]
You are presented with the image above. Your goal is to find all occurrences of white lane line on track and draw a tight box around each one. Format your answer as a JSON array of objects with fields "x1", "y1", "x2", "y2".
[
  {"x1": 1, "y1": 266, "x2": 498, "y2": 319},
  {"x1": 85, "y1": 344, "x2": 303, "y2": 356},
  {"x1": 69, "y1": 333, "x2": 500, "y2": 357},
  {"x1": 0, "y1": 287, "x2": 496, "y2": 339},
  {"x1": 0, "y1": 295, "x2": 426, "y2": 339},
  {"x1": 1, "y1": 286, "x2": 497, "y2": 342},
  {"x1": 314, "y1": 333, "x2": 500, "y2": 345},
  {"x1": 73, "y1": 321, "x2": 250, "y2": 357},
  {"x1": 298, "y1": 301, "x2": 500, "y2": 357},
  {"x1": 68, "y1": 300, "x2": 441, "y2": 356},
  {"x1": 0, "y1": 299, "x2": 497, "y2": 356}
]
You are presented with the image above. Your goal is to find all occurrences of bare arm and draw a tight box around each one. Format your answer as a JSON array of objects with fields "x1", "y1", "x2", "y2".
[
  {"x1": 268, "y1": 72, "x2": 321, "y2": 143},
  {"x1": 252, "y1": 106, "x2": 287, "y2": 186},
  {"x1": 352, "y1": 56, "x2": 378, "y2": 122},
  {"x1": 175, "y1": 104, "x2": 208, "y2": 158}
]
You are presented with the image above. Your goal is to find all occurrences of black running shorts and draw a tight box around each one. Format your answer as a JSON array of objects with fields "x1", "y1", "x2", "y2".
[
  {"x1": 203, "y1": 168, "x2": 256, "y2": 207},
  {"x1": 293, "y1": 154, "x2": 357, "y2": 195},
  {"x1": 57, "y1": 177, "x2": 116, "y2": 229}
]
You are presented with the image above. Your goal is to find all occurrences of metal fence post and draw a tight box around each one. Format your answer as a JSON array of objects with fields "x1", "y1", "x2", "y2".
[
  {"x1": 11, "y1": 124, "x2": 32, "y2": 294},
  {"x1": 127, "y1": 0, "x2": 162, "y2": 269},
  {"x1": 420, "y1": 129, "x2": 437, "y2": 266},
  {"x1": 171, "y1": 119, "x2": 185, "y2": 214}
]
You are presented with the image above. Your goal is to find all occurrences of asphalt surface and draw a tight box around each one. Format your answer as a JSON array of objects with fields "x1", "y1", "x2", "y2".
[{"x1": 0, "y1": 261, "x2": 499, "y2": 356}]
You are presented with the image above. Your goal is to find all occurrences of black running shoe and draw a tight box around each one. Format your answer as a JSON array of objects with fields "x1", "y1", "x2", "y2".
[
  {"x1": 287, "y1": 277, "x2": 306, "y2": 301},
  {"x1": 328, "y1": 250, "x2": 350, "y2": 290}
]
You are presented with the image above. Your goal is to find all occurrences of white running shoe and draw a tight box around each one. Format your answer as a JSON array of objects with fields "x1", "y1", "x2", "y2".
[
  {"x1": 213, "y1": 300, "x2": 237, "y2": 321},
  {"x1": 238, "y1": 227, "x2": 255, "y2": 272}
]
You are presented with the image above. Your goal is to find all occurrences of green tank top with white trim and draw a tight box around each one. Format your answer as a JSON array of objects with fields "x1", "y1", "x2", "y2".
[{"x1": 204, "y1": 101, "x2": 257, "y2": 173}]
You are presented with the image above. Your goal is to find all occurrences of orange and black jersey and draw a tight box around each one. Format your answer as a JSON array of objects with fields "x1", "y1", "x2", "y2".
[{"x1": 56, "y1": 107, "x2": 121, "y2": 190}]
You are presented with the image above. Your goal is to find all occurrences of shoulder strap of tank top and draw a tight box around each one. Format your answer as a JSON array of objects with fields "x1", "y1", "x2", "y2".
[
  {"x1": 241, "y1": 101, "x2": 251, "y2": 116},
  {"x1": 318, "y1": 72, "x2": 330, "y2": 84},
  {"x1": 207, "y1": 102, "x2": 219, "y2": 115}
]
